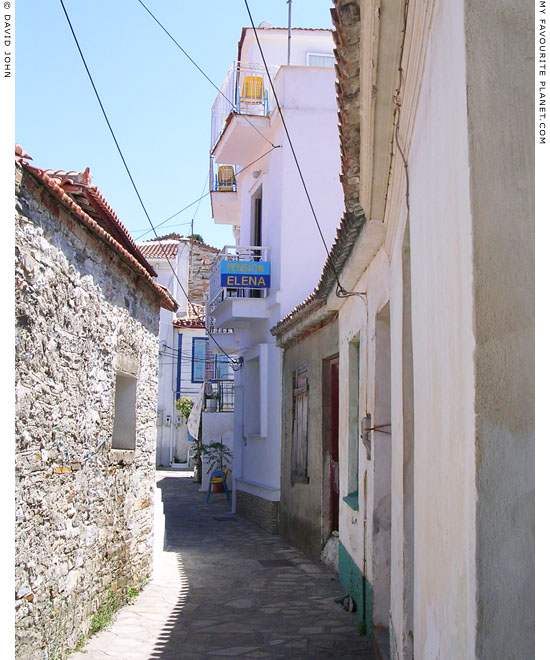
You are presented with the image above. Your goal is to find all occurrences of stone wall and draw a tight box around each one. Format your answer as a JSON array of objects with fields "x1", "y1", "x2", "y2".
[
  {"x1": 15, "y1": 164, "x2": 160, "y2": 659},
  {"x1": 236, "y1": 491, "x2": 279, "y2": 535}
]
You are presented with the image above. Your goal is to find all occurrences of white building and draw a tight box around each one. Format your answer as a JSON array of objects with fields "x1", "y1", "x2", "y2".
[
  {"x1": 206, "y1": 24, "x2": 344, "y2": 532},
  {"x1": 275, "y1": 1, "x2": 534, "y2": 658},
  {"x1": 137, "y1": 235, "x2": 227, "y2": 468}
]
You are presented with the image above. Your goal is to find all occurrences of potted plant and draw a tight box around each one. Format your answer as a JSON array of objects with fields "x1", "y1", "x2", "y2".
[
  {"x1": 204, "y1": 393, "x2": 218, "y2": 412},
  {"x1": 202, "y1": 440, "x2": 232, "y2": 492}
]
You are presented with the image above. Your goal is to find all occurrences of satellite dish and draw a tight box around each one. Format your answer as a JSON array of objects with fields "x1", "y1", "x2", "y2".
[{"x1": 258, "y1": 21, "x2": 272, "y2": 29}]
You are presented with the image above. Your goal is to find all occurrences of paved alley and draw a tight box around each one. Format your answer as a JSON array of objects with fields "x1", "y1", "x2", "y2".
[{"x1": 72, "y1": 469, "x2": 373, "y2": 660}]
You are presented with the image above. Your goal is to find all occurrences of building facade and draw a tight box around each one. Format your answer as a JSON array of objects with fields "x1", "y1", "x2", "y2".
[
  {"x1": 274, "y1": 1, "x2": 534, "y2": 658},
  {"x1": 15, "y1": 148, "x2": 177, "y2": 659},
  {"x1": 136, "y1": 235, "x2": 227, "y2": 468},
  {"x1": 206, "y1": 24, "x2": 344, "y2": 533}
]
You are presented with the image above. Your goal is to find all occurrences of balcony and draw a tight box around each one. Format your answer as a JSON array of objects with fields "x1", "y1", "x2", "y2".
[
  {"x1": 203, "y1": 379, "x2": 234, "y2": 413},
  {"x1": 211, "y1": 61, "x2": 279, "y2": 164},
  {"x1": 209, "y1": 159, "x2": 240, "y2": 226},
  {"x1": 208, "y1": 245, "x2": 271, "y2": 329}
]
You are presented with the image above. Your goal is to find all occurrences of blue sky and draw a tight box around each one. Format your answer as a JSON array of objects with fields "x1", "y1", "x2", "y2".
[{"x1": 15, "y1": 0, "x2": 334, "y2": 248}]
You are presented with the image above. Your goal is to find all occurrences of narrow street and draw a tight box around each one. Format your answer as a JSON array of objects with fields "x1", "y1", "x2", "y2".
[{"x1": 72, "y1": 470, "x2": 373, "y2": 659}]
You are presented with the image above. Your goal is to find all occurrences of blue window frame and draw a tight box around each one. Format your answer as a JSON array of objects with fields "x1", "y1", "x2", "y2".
[{"x1": 192, "y1": 337, "x2": 208, "y2": 383}]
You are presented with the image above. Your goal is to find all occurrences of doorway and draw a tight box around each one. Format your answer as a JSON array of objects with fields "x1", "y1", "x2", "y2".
[{"x1": 373, "y1": 302, "x2": 392, "y2": 630}]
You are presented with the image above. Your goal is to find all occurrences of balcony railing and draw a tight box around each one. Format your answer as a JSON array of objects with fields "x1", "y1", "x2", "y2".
[
  {"x1": 203, "y1": 379, "x2": 234, "y2": 413},
  {"x1": 211, "y1": 61, "x2": 279, "y2": 150},
  {"x1": 208, "y1": 245, "x2": 271, "y2": 315},
  {"x1": 209, "y1": 158, "x2": 240, "y2": 193}
]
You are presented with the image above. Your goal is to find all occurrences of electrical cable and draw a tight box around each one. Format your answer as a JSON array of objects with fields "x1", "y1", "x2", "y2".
[
  {"x1": 132, "y1": 144, "x2": 279, "y2": 241},
  {"x1": 136, "y1": 0, "x2": 278, "y2": 150},
  {"x1": 243, "y1": 0, "x2": 364, "y2": 301},
  {"x1": 59, "y1": 0, "x2": 241, "y2": 369}
]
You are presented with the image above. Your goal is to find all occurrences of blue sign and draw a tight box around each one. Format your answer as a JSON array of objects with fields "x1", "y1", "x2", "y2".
[{"x1": 220, "y1": 260, "x2": 270, "y2": 288}]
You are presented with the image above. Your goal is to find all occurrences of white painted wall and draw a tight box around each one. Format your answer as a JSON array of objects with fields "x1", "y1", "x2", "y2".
[
  {"x1": 200, "y1": 412, "x2": 234, "y2": 492},
  {"x1": 408, "y1": 3, "x2": 476, "y2": 657},
  {"x1": 240, "y1": 28, "x2": 334, "y2": 69},
  {"x1": 218, "y1": 28, "x2": 343, "y2": 510}
]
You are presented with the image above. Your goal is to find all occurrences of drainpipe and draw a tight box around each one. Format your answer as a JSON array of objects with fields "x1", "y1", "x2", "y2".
[
  {"x1": 232, "y1": 383, "x2": 244, "y2": 514},
  {"x1": 362, "y1": 468, "x2": 368, "y2": 630}
]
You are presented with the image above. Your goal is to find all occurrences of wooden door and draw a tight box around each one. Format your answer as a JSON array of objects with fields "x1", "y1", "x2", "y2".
[{"x1": 329, "y1": 358, "x2": 339, "y2": 531}]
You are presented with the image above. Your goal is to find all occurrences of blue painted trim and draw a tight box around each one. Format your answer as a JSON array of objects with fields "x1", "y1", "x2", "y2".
[
  {"x1": 191, "y1": 337, "x2": 207, "y2": 383},
  {"x1": 175, "y1": 333, "x2": 183, "y2": 400}
]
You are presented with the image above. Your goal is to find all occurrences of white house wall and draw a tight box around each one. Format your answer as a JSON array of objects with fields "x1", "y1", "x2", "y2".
[
  {"x1": 240, "y1": 29, "x2": 335, "y2": 70},
  {"x1": 407, "y1": 2, "x2": 477, "y2": 657}
]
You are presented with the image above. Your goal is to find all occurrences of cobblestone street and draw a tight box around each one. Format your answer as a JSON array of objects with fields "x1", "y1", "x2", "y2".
[{"x1": 72, "y1": 470, "x2": 372, "y2": 659}]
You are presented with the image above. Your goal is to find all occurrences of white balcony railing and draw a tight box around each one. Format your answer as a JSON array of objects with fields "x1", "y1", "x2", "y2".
[
  {"x1": 211, "y1": 61, "x2": 279, "y2": 151},
  {"x1": 208, "y1": 245, "x2": 271, "y2": 316}
]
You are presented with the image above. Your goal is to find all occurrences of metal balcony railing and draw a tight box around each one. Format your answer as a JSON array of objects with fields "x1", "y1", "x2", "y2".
[
  {"x1": 208, "y1": 245, "x2": 271, "y2": 315},
  {"x1": 209, "y1": 158, "x2": 240, "y2": 193},
  {"x1": 203, "y1": 379, "x2": 235, "y2": 413},
  {"x1": 211, "y1": 61, "x2": 279, "y2": 150}
]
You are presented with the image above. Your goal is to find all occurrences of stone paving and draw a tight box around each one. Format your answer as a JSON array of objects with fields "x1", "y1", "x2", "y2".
[{"x1": 71, "y1": 469, "x2": 373, "y2": 659}]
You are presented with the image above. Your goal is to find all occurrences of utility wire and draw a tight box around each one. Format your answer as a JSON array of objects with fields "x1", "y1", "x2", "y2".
[
  {"x1": 243, "y1": 0, "x2": 362, "y2": 300},
  {"x1": 133, "y1": 144, "x2": 279, "y2": 241},
  {"x1": 136, "y1": 0, "x2": 278, "y2": 150},
  {"x1": 59, "y1": 0, "x2": 241, "y2": 368}
]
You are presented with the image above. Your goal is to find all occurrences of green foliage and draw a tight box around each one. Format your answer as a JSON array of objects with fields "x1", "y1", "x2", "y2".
[
  {"x1": 175, "y1": 396, "x2": 193, "y2": 420},
  {"x1": 202, "y1": 441, "x2": 232, "y2": 474},
  {"x1": 90, "y1": 592, "x2": 123, "y2": 634},
  {"x1": 189, "y1": 233, "x2": 204, "y2": 243}
]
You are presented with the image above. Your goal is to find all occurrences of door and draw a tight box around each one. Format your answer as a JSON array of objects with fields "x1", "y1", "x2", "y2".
[{"x1": 329, "y1": 358, "x2": 340, "y2": 531}]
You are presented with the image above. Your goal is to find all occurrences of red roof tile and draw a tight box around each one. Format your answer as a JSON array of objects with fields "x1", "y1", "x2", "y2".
[
  {"x1": 16, "y1": 146, "x2": 177, "y2": 312},
  {"x1": 138, "y1": 242, "x2": 180, "y2": 260}
]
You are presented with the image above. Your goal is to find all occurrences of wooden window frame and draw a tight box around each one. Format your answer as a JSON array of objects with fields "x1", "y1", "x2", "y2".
[{"x1": 291, "y1": 364, "x2": 309, "y2": 484}]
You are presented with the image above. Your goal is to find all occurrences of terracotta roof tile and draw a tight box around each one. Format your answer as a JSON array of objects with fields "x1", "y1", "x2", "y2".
[
  {"x1": 16, "y1": 145, "x2": 177, "y2": 312},
  {"x1": 137, "y1": 242, "x2": 180, "y2": 259}
]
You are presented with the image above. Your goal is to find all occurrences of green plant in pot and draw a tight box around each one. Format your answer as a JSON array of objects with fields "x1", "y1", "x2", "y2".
[{"x1": 202, "y1": 440, "x2": 232, "y2": 492}]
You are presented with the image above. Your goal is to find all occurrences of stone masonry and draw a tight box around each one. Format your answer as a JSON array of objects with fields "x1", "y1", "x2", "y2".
[
  {"x1": 236, "y1": 491, "x2": 279, "y2": 535},
  {"x1": 15, "y1": 162, "x2": 162, "y2": 660}
]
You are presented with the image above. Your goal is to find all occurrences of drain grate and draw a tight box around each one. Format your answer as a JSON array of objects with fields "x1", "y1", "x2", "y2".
[{"x1": 257, "y1": 559, "x2": 293, "y2": 567}]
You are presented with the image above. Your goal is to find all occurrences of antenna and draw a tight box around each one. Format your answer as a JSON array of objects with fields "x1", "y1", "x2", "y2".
[{"x1": 287, "y1": 0, "x2": 292, "y2": 65}]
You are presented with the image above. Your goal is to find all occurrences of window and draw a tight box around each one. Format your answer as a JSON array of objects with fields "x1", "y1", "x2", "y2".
[
  {"x1": 112, "y1": 373, "x2": 137, "y2": 450},
  {"x1": 347, "y1": 339, "x2": 360, "y2": 497},
  {"x1": 191, "y1": 337, "x2": 215, "y2": 383},
  {"x1": 291, "y1": 364, "x2": 309, "y2": 483},
  {"x1": 216, "y1": 354, "x2": 231, "y2": 380},
  {"x1": 307, "y1": 53, "x2": 336, "y2": 68}
]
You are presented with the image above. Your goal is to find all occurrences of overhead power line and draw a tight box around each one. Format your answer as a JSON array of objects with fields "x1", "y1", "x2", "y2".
[
  {"x1": 59, "y1": 0, "x2": 241, "y2": 368},
  {"x1": 132, "y1": 144, "x2": 279, "y2": 241},
  {"x1": 136, "y1": 0, "x2": 277, "y2": 150},
  {"x1": 243, "y1": 0, "x2": 363, "y2": 300}
]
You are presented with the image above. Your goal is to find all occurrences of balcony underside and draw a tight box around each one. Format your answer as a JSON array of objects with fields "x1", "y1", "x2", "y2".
[
  {"x1": 211, "y1": 296, "x2": 270, "y2": 329},
  {"x1": 213, "y1": 114, "x2": 270, "y2": 166},
  {"x1": 208, "y1": 331, "x2": 239, "y2": 353},
  {"x1": 210, "y1": 190, "x2": 239, "y2": 226}
]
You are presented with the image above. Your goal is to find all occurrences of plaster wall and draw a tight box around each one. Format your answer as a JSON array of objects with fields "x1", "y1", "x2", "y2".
[
  {"x1": 240, "y1": 29, "x2": 334, "y2": 69},
  {"x1": 226, "y1": 62, "x2": 342, "y2": 522},
  {"x1": 279, "y1": 320, "x2": 339, "y2": 561},
  {"x1": 200, "y1": 412, "x2": 234, "y2": 492},
  {"x1": 407, "y1": 3, "x2": 476, "y2": 657},
  {"x1": 463, "y1": 0, "x2": 535, "y2": 656}
]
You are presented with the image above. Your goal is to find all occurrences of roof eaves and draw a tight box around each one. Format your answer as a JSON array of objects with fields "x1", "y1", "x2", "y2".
[{"x1": 20, "y1": 160, "x2": 178, "y2": 312}]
